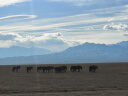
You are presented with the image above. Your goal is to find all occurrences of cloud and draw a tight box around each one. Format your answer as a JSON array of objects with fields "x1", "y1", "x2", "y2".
[
  {"x1": 0, "y1": 0, "x2": 30, "y2": 7},
  {"x1": 0, "y1": 40, "x2": 16, "y2": 48},
  {"x1": 0, "y1": 16, "x2": 120, "y2": 32},
  {"x1": 0, "y1": 15, "x2": 36, "y2": 22},
  {"x1": 0, "y1": 33, "x2": 19, "y2": 40},
  {"x1": 16, "y1": 33, "x2": 77, "y2": 51},
  {"x1": 0, "y1": 4, "x2": 127, "y2": 33},
  {"x1": 48, "y1": 0, "x2": 95, "y2": 6},
  {"x1": 0, "y1": 4, "x2": 127, "y2": 48},
  {"x1": 15, "y1": 33, "x2": 80, "y2": 51},
  {"x1": 103, "y1": 24, "x2": 128, "y2": 31},
  {"x1": 0, "y1": 33, "x2": 20, "y2": 48},
  {"x1": 0, "y1": 32, "x2": 80, "y2": 52},
  {"x1": 48, "y1": 0, "x2": 128, "y2": 6},
  {"x1": 123, "y1": 33, "x2": 128, "y2": 36},
  {"x1": 1, "y1": 15, "x2": 126, "y2": 33}
]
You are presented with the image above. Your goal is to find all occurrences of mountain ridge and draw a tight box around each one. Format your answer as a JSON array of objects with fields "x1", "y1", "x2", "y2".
[
  {"x1": 0, "y1": 41, "x2": 128, "y2": 65},
  {"x1": 0, "y1": 46, "x2": 52, "y2": 58}
]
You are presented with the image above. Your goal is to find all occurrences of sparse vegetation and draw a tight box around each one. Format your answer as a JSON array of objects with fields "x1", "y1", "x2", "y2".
[{"x1": 0, "y1": 63, "x2": 127, "y2": 96}]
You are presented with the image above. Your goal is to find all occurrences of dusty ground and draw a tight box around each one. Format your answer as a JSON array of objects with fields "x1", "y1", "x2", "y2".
[{"x1": 0, "y1": 63, "x2": 128, "y2": 96}]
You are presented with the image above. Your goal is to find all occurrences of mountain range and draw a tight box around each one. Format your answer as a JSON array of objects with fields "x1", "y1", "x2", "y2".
[
  {"x1": 0, "y1": 46, "x2": 52, "y2": 58},
  {"x1": 0, "y1": 41, "x2": 128, "y2": 65}
]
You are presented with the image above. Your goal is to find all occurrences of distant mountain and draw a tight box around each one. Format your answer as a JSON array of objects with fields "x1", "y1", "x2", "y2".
[
  {"x1": 0, "y1": 46, "x2": 52, "y2": 58},
  {"x1": 0, "y1": 42, "x2": 128, "y2": 65},
  {"x1": 115, "y1": 41, "x2": 128, "y2": 47}
]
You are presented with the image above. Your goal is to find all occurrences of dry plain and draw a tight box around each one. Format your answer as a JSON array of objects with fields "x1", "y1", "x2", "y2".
[{"x1": 0, "y1": 63, "x2": 128, "y2": 96}]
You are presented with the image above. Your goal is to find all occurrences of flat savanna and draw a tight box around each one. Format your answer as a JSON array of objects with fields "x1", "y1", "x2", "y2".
[{"x1": 0, "y1": 63, "x2": 128, "y2": 96}]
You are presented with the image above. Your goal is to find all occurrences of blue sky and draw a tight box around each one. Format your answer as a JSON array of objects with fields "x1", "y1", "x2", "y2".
[{"x1": 0, "y1": 0, "x2": 128, "y2": 52}]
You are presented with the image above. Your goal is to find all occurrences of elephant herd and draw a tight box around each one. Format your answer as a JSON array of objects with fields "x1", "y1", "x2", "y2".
[{"x1": 12, "y1": 65, "x2": 98, "y2": 73}]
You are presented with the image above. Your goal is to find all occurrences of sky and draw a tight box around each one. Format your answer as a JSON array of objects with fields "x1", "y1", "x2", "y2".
[{"x1": 0, "y1": 0, "x2": 128, "y2": 52}]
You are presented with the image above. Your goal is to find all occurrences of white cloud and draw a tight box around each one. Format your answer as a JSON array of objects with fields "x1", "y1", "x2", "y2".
[
  {"x1": 103, "y1": 24, "x2": 128, "y2": 31},
  {"x1": 48, "y1": 0, "x2": 128, "y2": 6},
  {"x1": 64, "y1": 31, "x2": 128, "y2": 45},
  {"x1": 0, "y1": 40, "x2": 16, "y2": 48},
  {"x1": 0, "y1": 32, "x2": 80, "y2": 52},
  {"x1": 0, "y1": 33, "x2": 19, "y2": 40},
  {"x1": 0, "y1": 4, "x2": 127, "y2": 48},
  {"x1": 87, "y1": 27, "x2": 93, "y2": 30},
  {"x1": 0, "y1": 14, "x2": 127, "y2": 34},
  {"x1": 15, "y1": 33, "x2": 80, "y2": 51},
  {"x1": 0, "y1": 15, "x2": 36, "y2": 22},
  {"x1": 0, "y1": 15, "x2": 124, "y2": 32},
  {"x1": 0, "y1": 4, "x2": 127, "y2": 33},
  {"x1": 122, "y1": 33, "x2": 128, "y2": 36},
  {"x1": 0, "y1": 0, "x2": 30, "y2": 7},
  {"x1": 48, "y1": 0, "x2": 95, "y2": 6}
]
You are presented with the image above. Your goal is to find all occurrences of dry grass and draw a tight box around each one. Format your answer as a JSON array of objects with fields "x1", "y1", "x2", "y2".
[{"x1": 0, "y1": 63, "x2": 128, "y2": 96}]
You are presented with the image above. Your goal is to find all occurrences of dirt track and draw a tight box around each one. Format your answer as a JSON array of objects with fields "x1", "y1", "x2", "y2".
[{"x1": 0, "y1": 63, "x2": 128, "y2": 96}]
